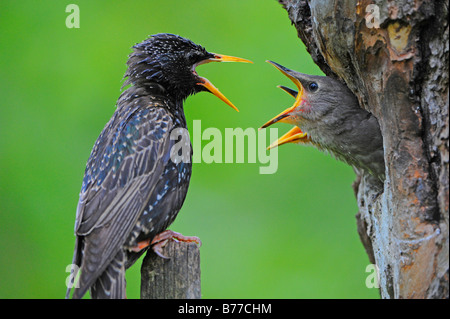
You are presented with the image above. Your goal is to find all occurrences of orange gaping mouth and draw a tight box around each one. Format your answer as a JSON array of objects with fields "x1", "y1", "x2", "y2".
[
  {"x1": 260, "y1": 61, "x2": 312, "y2": 149},
  {"x1": 260, "y1": 61, "x2": 306, "y2": 129}
]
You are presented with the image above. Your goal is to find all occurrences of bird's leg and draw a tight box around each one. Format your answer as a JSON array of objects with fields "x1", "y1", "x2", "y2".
[
  {"x1": 128, "y1": 239, "x2": 152, "y2": 253},
  {"x1": 151, "y1": 230, "x2": 202, "y2": 259},
  {"x1": 129, "y1": 230, "x2": 201, "y2": 259}
]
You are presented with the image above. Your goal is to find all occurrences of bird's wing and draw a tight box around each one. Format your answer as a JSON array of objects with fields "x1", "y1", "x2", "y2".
[{"x1": 71, "y1": 103, "x2": 176, "y2": 298}]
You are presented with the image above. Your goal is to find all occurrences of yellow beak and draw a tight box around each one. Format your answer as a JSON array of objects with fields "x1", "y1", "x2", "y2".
[
  {"x1": 260, "y1": 61, "x2": 305, "y2": 129},
  {"x1": 267, "y1": 126, "x2": 309, "y2": 150},
  {"x1": 196, "y1": 54, "x2": 253, "y2": 112}
]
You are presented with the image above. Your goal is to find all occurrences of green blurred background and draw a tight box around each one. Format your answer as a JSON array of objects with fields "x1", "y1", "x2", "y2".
[{"x1": 0, "y1": 0, "x2": 378, "y2": 298}]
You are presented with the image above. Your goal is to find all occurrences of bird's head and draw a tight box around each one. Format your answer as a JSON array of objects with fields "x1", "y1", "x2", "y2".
[
  {"x1": 124, "y1": 33, "x2": 252, "y2": 111},
  {"x1": 260, "y1": 60, "x2": 356, "y2": 148}
]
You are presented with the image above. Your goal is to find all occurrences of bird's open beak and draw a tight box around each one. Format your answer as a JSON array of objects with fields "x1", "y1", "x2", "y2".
[
  {"x1": 196, "y1": 54, "x2": 253, "y2": 112},
  {"x1": 260, "y1": 61, "x2": 305, "y2": 129},
  {"x1": 267, "y1": 126, "x2": 309, "y2": 150},
  {"x1": 277, "y1": 85, "x2": 298, "y2": 98}
]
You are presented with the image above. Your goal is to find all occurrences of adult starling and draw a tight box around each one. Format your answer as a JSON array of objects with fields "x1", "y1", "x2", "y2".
[
  {"x1": 261, "y1": 61, "x2": 385, "y2": 182},
  {"x1": 66, "y1": 33, "x2": 251, "y2": 299}
]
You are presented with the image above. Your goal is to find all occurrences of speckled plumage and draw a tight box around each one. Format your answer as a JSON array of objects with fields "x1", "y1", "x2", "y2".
[{"x1": 66, "y1": 34, "x2": 222, "y2": 299}]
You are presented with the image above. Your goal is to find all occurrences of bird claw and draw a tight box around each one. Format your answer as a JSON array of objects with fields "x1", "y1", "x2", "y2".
[
  {"x1": 129, "y1": 230, "x2": 201, "y2": 258},
  {"x1": 151, "y1": 230, "x2": 201, "y2": 246},
  {"x1": 152, "y1": 230, "x2": 202, "y2": 259},
  {"x1": 152, "y1": 239, "x2": 171, "y2": 259}
]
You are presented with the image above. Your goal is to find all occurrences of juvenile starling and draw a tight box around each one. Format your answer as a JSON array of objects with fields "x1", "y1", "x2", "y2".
[
  {"x1": 66, "y1": 33, "x2": 251, "y2": 299},
  {"x1": 261, "y1": 61, "x2": 385, "y2": 182}
]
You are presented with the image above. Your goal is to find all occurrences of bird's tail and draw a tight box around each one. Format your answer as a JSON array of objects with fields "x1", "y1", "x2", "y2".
[
  {"x1": 67, "y1": 243, "x2": 127, "y2": 299},
  {"x1": 65, "y1": 237, "x2": 82, "y2": 299},
  {"x1": 89, "y1": 249, "x2": 127, "y2": 299}
]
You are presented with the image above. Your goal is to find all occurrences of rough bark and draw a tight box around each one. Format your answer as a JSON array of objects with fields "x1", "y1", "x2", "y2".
[{"x1": 278, "y1": 0, "x2": 448, "y2": 298}]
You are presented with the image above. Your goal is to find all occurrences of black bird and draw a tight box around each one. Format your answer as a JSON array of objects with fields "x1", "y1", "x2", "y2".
[{"x1": 66, "y1": 33, "x2": 251, "y2": 299}]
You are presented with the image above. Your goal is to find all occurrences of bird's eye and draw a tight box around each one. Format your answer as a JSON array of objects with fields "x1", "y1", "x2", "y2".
[
  {"x1": 186, "y1": 51, "x2": 205, "y2": 64},
  {"x1": 308, "y1": 82, "x2": 319, "y2": 92},
  {"x1": 185, "y1": 52, "x2": 196, "y2": 62}
]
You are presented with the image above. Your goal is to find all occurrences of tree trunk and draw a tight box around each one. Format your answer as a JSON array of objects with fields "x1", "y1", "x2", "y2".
[{"x1": 278, "y1": 0, "x2": 448, "y2": 298}]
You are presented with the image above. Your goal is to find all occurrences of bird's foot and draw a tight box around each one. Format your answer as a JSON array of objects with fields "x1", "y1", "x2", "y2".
[
  {"x1": 129, "y1": 230, "x2": 201, "y2": 259},
  {"x1": 151, "y1": 230, "x2": 201, "y2": 259}
]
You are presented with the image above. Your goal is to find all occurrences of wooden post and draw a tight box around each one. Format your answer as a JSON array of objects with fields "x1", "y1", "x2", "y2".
[{"x1": 140, "y1": 240, "x2": 201, "y2": 299}]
